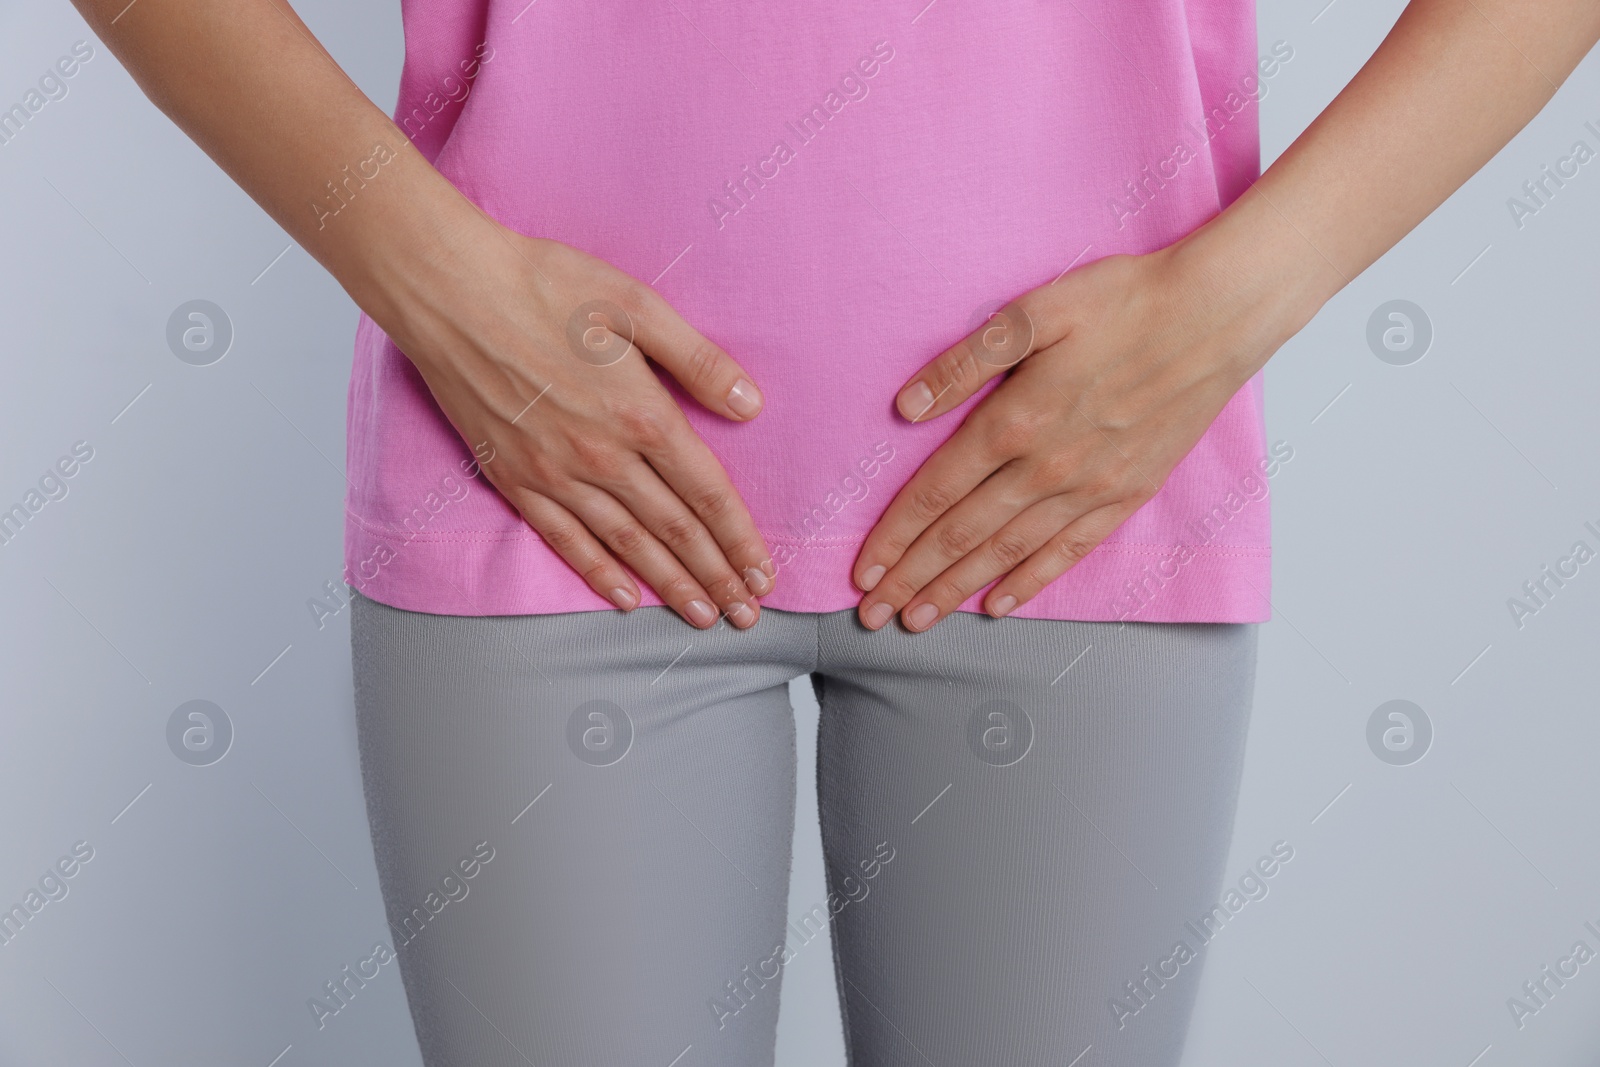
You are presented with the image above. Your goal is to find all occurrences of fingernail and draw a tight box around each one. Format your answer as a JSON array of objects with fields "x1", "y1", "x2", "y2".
[
  {"x1": 863, "y1": 602, "x2": 893, "y2": 629},
  {"x1": 898, "y1": 381, "x2": 934, "y2": 421},
  {"x1": 906, "y1": 602, "x2": 939, "y2": 630},
  {"x1": 859, "y1": 564, "x2": 885, "y2": 592},
  {"x1": 744, "y1": 567, "x2": 772, "y2": 596},
  {"x1": 685, "y1": 599, "x2": 717, "y2": 627},
  {"x1": 727, "y1": 379, "x2": 762, "y2": 419},
  {"x1": 727, "y1": 600, "x2": 755, "y2": 627},
  {"x1": 990, "y1": 594, "x2": 1017, "y2": 618},
  {"x1": 607, "y1": 586, "x2": 637, "y2": 610},
  {"x1": 760, "y1": 558, "x2": 776, "y2": 578}
]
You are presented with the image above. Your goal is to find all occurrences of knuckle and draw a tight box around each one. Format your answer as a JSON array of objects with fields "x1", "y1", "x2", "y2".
[
  {"x1": 874, "y1": 531, "x2": 912, "y2": 559},
  {"x1": 1078, "y1": 474, "x2": 1127, "y2": 503},
  {"x1": 981, "y1": 406, "x2": 1046, "y2": 457},
  {"x1": 507, "y1": 482, "x2": 557, "y2": 522},
  {"x1": 1121, "y1": 468, "x2": 1160, "y2": 500},
  {"x1": 568, "y1": 436, "x2": 624, "y2": 481},
  {"x1": 613, "y1": 281, "x2": 654, "y2": 325},
  {"x1": 1028, "y1": 454, "x2": 1076, "y2": 492},
  {"x1": 611, "y1": 400, "x2": 670, "y2": 451},
  {"x1": 908, "y1": 481, "x2": 960, "y2": 522},
  {"x1": 968, "y1": 302, "x2": 1036, "y2": 369},
  {"x1": 988, "y1": 530, "x2": 1034, "y2": 569},
  {"x1": 606, "y1": 521, "x2": 651, "y2": 557},
  {"x1": 933, "y1": 518, "x2": 981, "y2": 558},
  {"x1": 943, "y1": 343, "x2": 985, "y2": 390},
  {"x1": 537, "y1": 518, "x2": 586, "y2": 557},
  {"x1": 678, "y1": 338, "x2": 725, "y2": 394},
  {"x1": 516, "y1": 457, "x2": 564, "y2": 491},
  {"x1": 1019, "y1": 562, "x2": 1054, "y2": 593},
  {"x1": 682, "y1": 481, "x2": 733, "y2": 523},
  {"x1": 1008, "y1": 293, "x2": 1043, "y2": 335},
  {"x1": 654, "y1": 511, "x2": 703, "y2": 551},
  {"x1": 1050, "y1": 530, "x2": 1098, "y2": 568}
]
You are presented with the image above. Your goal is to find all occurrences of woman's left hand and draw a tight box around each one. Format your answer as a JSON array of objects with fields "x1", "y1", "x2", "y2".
[{"x1": 853, "y1": 241, "x2": 1306, "y2": 631}]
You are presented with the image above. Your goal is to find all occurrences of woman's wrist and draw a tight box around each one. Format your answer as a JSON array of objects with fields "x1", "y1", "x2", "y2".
[
  {"x1": 1160, "y1": 181, "x2": 1346, "y2": 379},
  {"x1": 319, "y1": 148, "x2": 509, "y2": 366}
]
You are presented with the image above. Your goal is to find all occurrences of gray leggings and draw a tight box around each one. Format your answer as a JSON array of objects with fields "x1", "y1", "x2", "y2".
[{"x1": 349, "y1": 592, "x2": 1258, "y2": 1067}]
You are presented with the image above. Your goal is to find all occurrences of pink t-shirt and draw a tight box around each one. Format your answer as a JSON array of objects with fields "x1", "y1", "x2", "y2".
[{"x1": 344, "y1": 0, "x2": 1277, "y2": 623}]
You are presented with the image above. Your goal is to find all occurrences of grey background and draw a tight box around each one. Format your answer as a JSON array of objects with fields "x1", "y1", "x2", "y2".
[{"x1": 1, "y1": 1, "x2": 1597, "y2": 1064}]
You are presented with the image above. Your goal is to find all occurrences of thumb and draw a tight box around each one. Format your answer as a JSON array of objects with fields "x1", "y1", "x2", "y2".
[
  {"x1": 896, "y1": 299, "x2": 1039, "y2": 422},
  {"x1": 622, "y1": 285, "x2": 764, "y2": 422}
]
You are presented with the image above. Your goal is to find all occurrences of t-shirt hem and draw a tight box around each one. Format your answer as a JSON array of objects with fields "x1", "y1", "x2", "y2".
[{"x1": 344, "y1": 508, "x2": 1272, "y2": 624}]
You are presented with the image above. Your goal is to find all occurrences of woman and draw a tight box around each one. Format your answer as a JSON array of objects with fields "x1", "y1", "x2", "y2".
[{"x1": 74, "y1": 0, "x2": 1598, "y2": 1063}]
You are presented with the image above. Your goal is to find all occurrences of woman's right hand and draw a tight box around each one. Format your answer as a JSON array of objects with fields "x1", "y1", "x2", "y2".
[
  {"x1": 67, "y1": 0, "x2": 772, "y2": 630},
  {"x1": 386, "y1": 223, "x2": 773, "y2": 629}
]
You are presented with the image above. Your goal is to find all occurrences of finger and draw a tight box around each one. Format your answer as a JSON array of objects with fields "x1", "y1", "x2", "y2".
[
  {"x1": 625, "y1": 284, "x2": 765, "y2": 421},
  {"x1": 512, "y1": 490, "x2": 642, "y2": 611},
  {"x1": 641, "y1": 421, "x2": 776, "y2": 598},
  {"x1": 892, "y1": 496, "x2": 1082, "y2": 632},
  {"x1": 605, "y1": 459, "x2": 763, "y2": 628},
  {"x1": 853, "y1": 416, "x2": 1008, "y2": 595},
  {"x1": 895, "y1": 298, "x2": 1041, "y2": 423},
  {"x1": 854, "y1": 467, "x2": 1037, "y2": 631},
  {"x1": 566, "y1": 486, "x2": 743, "y2": 630},
  {"x1": 980, "y1": 501, "x2": 1141, "y2": 620}
]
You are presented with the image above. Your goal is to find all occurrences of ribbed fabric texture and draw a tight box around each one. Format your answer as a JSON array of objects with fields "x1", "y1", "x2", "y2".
[{"x1": 350, "y1": 594, "x2": 1257, "y2": 1066}]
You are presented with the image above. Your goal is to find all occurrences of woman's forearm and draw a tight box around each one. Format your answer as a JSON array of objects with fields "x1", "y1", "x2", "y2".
[
  {"x1": 1182, "y1": 0, "x2": 1600, "y2": 354},
  {"x1": 75, "y1": 0, "x2": 787, "y2": 627},
  {"x1": 69, "y1": 0, "x2": 482, "y2": 337},
  {"x1": 853, "y1": 0, "x2": 1598, "y2": 626}
]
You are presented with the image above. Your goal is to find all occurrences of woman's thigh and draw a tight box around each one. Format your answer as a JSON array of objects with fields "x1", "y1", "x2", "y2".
[
  {"x1": 349, "y1": 592, "x2": 812, "y2": 1067},
  {"x1": 814, "y1": 613, "x2": 1259, "y2": 1067}
]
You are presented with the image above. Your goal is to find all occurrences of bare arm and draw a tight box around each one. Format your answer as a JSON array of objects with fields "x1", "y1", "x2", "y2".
[
  {"x1": 72, "y1": 0, "x2": 777, "y2": 628},
  {"x1": 1187, "y1": 0, "x2": 1600, "y2": 338},
  {"x1": 856, "y1": 0, "x2": 1600, "y2": 630},
  {"x1": 71, "y1": 0, "x2": 458, "y2": 322}
]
